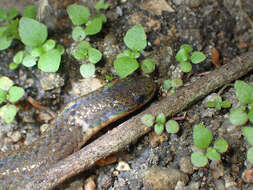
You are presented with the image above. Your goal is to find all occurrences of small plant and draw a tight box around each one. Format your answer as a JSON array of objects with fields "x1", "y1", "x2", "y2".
[
  {"x1": 162, "y1": 78, "x2": 183, "y2": 94},
  {"x1": 114, "y1": 24, "x2": 156, "y2": 78},
  {"x1": 141, "y1": 113, "x2": 180, "y2": 135},
  {"x1": 67, "y1": 2, "x2": 107, "y2": 78},
  {"x1": 0, "y1": 5, "x2": 37, "y2": 51},
  {"x1": 0, "y1": 76, "x2": 24, "y2": 123},
  {"x1": 9, "y1": 17, "x2": 64, "y2": 72},
  {"x1": 228, "y1": 80, "x2": 253, "y2": 163},
  {"x1": 191, "y1": 123, "x2": 228, "y2": 167},
  {"x1": 176, "y1": 44, "x2": 206, "y2": 73},
  {"x1": 205, "y1": 95, "x2": 231, "y2": 110}
]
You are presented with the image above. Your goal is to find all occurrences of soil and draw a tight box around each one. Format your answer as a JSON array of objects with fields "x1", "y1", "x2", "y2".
[{"x1": 0, "y1": 0, "x2": 253, "y2": 189}]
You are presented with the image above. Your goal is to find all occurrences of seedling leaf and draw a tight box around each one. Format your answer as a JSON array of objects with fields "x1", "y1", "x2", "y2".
[
  {"x1": 190, "y1": 51, "x2": 206, "y2": 64},
  {"x1": 235, "y1": 80, "x2": 253, "y2": 104},
  {"x1": 154, "y1": 123, "x2": 164, "y2": 135},
  {"x1": 165, "y1": 120, "x2": 179, "y2": 133},
  {"x1": 7, "y1": 86, "x2": 24, "y2": 103},
  {"x1": 229, "y1": 107, "x2": 248, "y2": 126},
  {"x1": 242, "y1": 127, "x2": 253, "y2": 146},
  {"x1": 156, "y1": 113, "x2": 166, "y2": 124},
  {"x1": 214, "y1": 138, "x2": 228, "y2": 153},
  {"x1": 141, "y1": 114, "x2": 154, "y2": 127},
  {"x1": 114, "y1": 56, "x2": 139, "y2": 78},
  {"x1": 38, "y1": 49, "x2": 61, "y2": 72},
  {"x1": 80, "y1": 63, "x2": 95, "y2": 78},
  {"x1": 193, "y1": 123, "x2": 213, "y2": 149},
  {"x1": 123, "y1": 24, "x2": 146, "y2": 51},
  {"x1": 0, "y1": 104, "x2": 17, "y2": 123},
  {"x1": 67, "y1": 4, "x2": 90, "y2": 26},
  {"x1": 206, "y1": 147, "x2": 221, "y2": 161},
  {"x1": 191, "y1": 151, "x2": 208, "y2": 167}
]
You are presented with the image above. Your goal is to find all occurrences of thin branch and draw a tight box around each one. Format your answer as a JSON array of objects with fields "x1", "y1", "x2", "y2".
[{"x1": 23, "y1": 52, "x2": 253, "y2": 190}]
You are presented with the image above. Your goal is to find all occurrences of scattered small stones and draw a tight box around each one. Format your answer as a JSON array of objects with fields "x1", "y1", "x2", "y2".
[
  {"x1": 39, "y1": 72, "x2": 64, "y2": 91},
  {"x1": 210, "y1": 161, "x2": 224, "y2": 179},
  {"x1": 179, "y1": 156, "x2": 194, "y2": 174}
]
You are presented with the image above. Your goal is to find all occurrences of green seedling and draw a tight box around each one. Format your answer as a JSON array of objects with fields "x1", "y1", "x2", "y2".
[
  {"x1": 9, "y1": 17, "x2": 64, "y2": 72},
  {"x1": 0, "y1": 5, "x2": 37, "y2": 51},
  {"x1": 191, "y1": 123, "x2": 228, "y2": 167},
  {"x1": 176, "y1": 44, "x2": 206, "y2": 73},
  {"x1": 205, "y1": 95, "x2": 231, "y2": 110},
  {"x1": 114, "y1": 24, "x2": 156, "y2": 78},
  {"x1": 67, "y1": 3, "x2": 107, "y2": 78},
  {"x1": 228, "y1": 80, "x2": 253, "y2": 164},
  {"x1": 0, "y1": 76, "x2": 24, "y2": 123},
  {"x1": 141, "y1": 113, "x2": 180, "y2": 135},
  {"x1": 163, "y1": 78, "x2": 183, "y2": 94}
]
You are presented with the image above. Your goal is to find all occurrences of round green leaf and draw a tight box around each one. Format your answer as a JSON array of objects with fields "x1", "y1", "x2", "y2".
[
  {"x1": 22, "y1": 55, "x2": 37, "y2": 67},
  {"x1": 0, "y1": 76, "x2": 13, "y2": 91},
  {"x1": 193, "y1": 123, "x2": 213, "y2": 149},
  {"x1": 66, "y1": 4, "x2": 90, "y2": 26},
  {"x1": 235, "y1": 80, "x2": 253, "y2": 104},
  {"x1": 84, "y1": 18, "x2": 102, "y2": 35},
  {"x1": 23, "y1": 5, "x2": 37, "y2": 19},
  {"x1": 248, "y1": 110, "x2": 253, "y2": 123},
  {"x1": 71, "y1": 41, "x2": 90, "y2": 60},
  {"x1": 56, "y1": 45, "x2": 65, "y2": 55},
  {"x1": 229, "y1": 107, "x2": 248, "y2": 126},
  {"x1": 165, "y1": 120, "x2": 179, "y2": 133},
  {"x1": 19, "y1": 17, "x2": 48, "y2": 47},
  {"x1": 171, "y1": 78, "x2": 183, "y2": 88},
  {"x1": 190, "y1": 51, "x2": 206, "y2": 64},
  {"x1": 180, "y1": 44, "x2": 193, "y2": 53},
  {"x1": 38, "y1": 49, "x2": 61, "y2": 72},
  {"x1": 141, "y1": 114, "x2": 155, "y2": 127},
  {"x1": 242, "y1": 127, "x2": 253, "y2": 146},
  {"x1": 0, "y1": 35, "x2": 12, "y2": 50},
  {"x1": 123, "y1": 24, "x2": 147, "y2": 51},
  {"x1": 80, "y1": 63, "x2": 95, "y2": 78},
  {"x1": 72, "y1": 26, "x2": 86, "y2": 41},
  {"x1": 156, "y1": 113, "x2": 166, "y2": 124},
  {"x1": 221, "y1": 100, "x2": 231, "y2": 108},
  {"x1": 88, "y1": 48, "x2": 102, "y2": 64},
  {"x1": 163, "y1": 80, "x2": 171, "y2": 91},
  {"x1": 0, "y1": 89, "x2": 6, "y2": 104},
  {"x1": 141, "y1": 58, "x2": 155, "y2": 74},
  {"x1": 247, "y1": 147, "x2": 253, "y2": 164},
  {"x1": 7, "y1": 86, "x2": 24, "y2": 103},
  {"x1": 95, "y1": 0, "x2": 109, "y2": 11},
  {"x1": 154, "y1": 123, "x2": 164, "y2": 135},
  {"x1": 13, "y1": 51, "x2": 24, "y2": 64},
  {"x1": 7, "y1": 8, "x2": 18, "y2": 20},
  {"x1": 42, "y1": 39, "x2": 56, "y2": 52},
  {"x1": 206, "y1": 147, "x2": 221, "y2": 161},
  {"x1": 176, "y1": 48, "x2": 188, "y2": 63},
  {"x1": 214, "y1": 138, "x2": 228, "y2": 153},
  {"x1": 9, "y1": 62, "x2": 19, "y2": 70},
  {"x1": 0, "y1": 104, "x2": 17, "y2": 123},
  {"x1": 113, "y1": 56, "x2": 139, "y2": 78},
  {"x1": 191, "y1": 151, "x2": 208, "y2": 167},
  {"x1": 205, "y1": 101, "x2": 217, "y2": 108},
  {"x1": 179, "y1": 61, "x2": 192, "y2": 73}
]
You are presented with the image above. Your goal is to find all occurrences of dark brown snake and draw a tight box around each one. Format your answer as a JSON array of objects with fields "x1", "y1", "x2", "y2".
[{"x1": 0, "y1": 76, "x2": 155, "y2": 189}]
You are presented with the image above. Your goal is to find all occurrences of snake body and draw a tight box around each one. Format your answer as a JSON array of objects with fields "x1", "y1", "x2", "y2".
[{"x1": 0, "y1": 76, "x2": 155, "y2": 189}]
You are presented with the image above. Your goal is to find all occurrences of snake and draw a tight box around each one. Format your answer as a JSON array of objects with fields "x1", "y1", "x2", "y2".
[{"x1": 0, "y1": 76, "x2": 155, "y2": 189}]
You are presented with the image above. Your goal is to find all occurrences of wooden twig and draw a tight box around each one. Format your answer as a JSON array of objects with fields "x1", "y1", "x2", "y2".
[{"x1": 23, "y1": 52, "x2": 253, "y2": 190}]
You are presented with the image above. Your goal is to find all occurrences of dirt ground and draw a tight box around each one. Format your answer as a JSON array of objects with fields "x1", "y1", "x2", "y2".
[{"x1": 0, "y1": 0, "x2": 253, "y2": 189}]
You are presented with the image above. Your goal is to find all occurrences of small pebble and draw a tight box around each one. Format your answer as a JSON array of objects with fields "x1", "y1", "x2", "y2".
[
  {"x1": 179, "y1": 156, "x2": 194, "y2": 174},
  {"x1": 116, "y1": 161, "x2": 131, "y2": 171}
]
